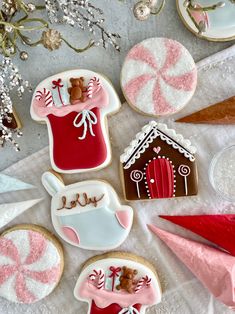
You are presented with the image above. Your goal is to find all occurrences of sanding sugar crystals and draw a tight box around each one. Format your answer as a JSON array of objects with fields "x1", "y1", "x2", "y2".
[{"x1": 209, "y1": 145, "x2": 235, "y2": 201}]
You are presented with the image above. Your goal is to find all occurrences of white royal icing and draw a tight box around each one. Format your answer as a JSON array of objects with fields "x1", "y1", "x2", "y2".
[{"x1": 120, "y1": 121, "x2": 196, "y2": 169}]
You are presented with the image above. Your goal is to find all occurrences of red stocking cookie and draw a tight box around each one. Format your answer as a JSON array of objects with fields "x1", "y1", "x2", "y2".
[
  {"x1": 74, "y1": 252, "x2": 162, "y2": 314},
  {"x1": 31, "y1": 70, "x2": 120, "y2": 173},
  {"x1": 121, "y1": 38, "x2": 197, "y2": 117},
  {"x1": 0, "y1": 224, "x2": 64, "y2": 304}
]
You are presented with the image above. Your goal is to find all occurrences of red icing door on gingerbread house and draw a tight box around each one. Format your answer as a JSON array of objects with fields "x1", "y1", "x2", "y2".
[{"x1": 145, "y1": 158, "x2": 175, "y2": 199}]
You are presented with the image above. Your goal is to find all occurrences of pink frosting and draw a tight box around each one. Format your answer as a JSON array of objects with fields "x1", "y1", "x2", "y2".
[
  {"x1": 33, "y1": 84, "x2": 109, "y2": 118},
  {"x1": 189, "y1": 5, "x2": 209, "y2": 28},
  {"x1": 148, "y1": 224, "x2": 235, "y2": 308},
  {"x1": 62, "y1": 226, "x2": 80, "y2": 244},
  {"x1": 78, "y1": 280, "x2": 158, "y2": 308},
  {"x1": 115, "y1": 210, "x2": 132, "y2": 229}
]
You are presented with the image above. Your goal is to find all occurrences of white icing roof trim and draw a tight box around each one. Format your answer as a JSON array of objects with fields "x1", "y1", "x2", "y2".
[{"x1": 120, "y1": 121, "x2": 196, "y2": 169}]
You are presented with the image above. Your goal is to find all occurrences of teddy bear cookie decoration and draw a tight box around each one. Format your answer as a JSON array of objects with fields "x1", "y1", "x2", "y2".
[
  {"x1": 68, "y1": 77, "x2": 87, "y2": 103},
  {"x1": 74, "y1": 252, "x2": 162, "y2": 314},
  {"x1": 31, "y1": 69, "x2": 120, "y2": 173},
  {"x1": 116, "y1": 266, "x2": 138, "y2": 293}
]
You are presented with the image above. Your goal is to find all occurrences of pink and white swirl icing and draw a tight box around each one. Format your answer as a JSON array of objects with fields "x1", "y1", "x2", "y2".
[
  {"x1": 33, "y1": 83, "x2": 109, "y2": 118},
  {"x1": 0, "y1": 228, "x2": 62, "y2": 304},
  {"x1": 121, "y1": 38, "x2": 197, "y2": 116}
]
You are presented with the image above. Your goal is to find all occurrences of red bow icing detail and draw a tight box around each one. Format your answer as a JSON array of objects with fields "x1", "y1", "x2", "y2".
[
  {"x1": 52, "y1": 78, "x2": 65, "y2": 106},
  {"x1": 109, "y1": 266, "x2": 121, "y2": 291},
  {"x1": 119, "y1": 306, "x2": 140, "y2": 314},
  {"x1": 52, "y1": 78, "x2": 64, "y2": 89}
]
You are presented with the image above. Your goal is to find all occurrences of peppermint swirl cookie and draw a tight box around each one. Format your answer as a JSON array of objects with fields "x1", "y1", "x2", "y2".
[
  {"x1": 0, "y1": 224, "x2": 64, "y2": 304},
  {"x1": 121, "y1": 38, "x2": 197, "y2": 116}
]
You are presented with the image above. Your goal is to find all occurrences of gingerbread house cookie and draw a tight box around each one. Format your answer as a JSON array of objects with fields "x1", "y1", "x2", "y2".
[{"x1": 120, "y1": 121, "x2": 198, "y2": 200}]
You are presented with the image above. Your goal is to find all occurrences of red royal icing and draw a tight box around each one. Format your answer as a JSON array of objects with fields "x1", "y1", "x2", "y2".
[
  {"x1": 146, "y1": 158, "x2": 174, "y2": 199},
  {"x1": 91, "y1": 300, "x2": 141, "y2": 314},
  {"x1": 48, "y1": 108, "x2": 107, "y2": 170}
]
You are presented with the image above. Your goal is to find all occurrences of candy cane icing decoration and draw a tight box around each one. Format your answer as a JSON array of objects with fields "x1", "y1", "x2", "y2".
[
  {"x1": 121, "y1": 38, "x2": 197, "y2": 116},
  {"x1": 87, "y1": 77, "x2": 101, "y2": 99},
  {"x1": 0, "y1": 228, "x2": 62, "y2": 304},
  {"x1": 89, "y1": 269, "x2": 105, "y2": 289},
  {"x1": 130, "y1": 170, "x2": 144, "y2": 199},
  {"x1": 35, "y1": 88, "x2": 54, "y2": 107},
  {"x1": 134, "y1": 276, "x2": 152, "y2": 293}
]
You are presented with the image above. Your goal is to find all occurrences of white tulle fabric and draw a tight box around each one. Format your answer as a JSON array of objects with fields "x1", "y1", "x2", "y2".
[{"x1": 1, "y1": 45, "x2": 235, "y2": 313}]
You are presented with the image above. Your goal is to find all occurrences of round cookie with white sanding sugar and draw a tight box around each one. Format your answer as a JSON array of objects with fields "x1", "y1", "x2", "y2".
[
  {"x1": 0, "y1": 224, "x2": 64, "y2": 304},
  {"x1": 121, "y1": 37, "x2": 197, "y2": 117}
]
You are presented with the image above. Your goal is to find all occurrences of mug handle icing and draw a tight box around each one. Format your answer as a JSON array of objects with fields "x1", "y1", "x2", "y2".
[{"x1": 41, "y1": 171, "x2": 65, "y2": 196}]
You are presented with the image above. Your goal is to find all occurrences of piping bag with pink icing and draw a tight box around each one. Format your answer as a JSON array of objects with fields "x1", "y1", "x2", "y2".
[
  {"x1": 30, "y1": 70, "x2": 120, "y2": 174},
  {"x1": 121, "y1": 37, "x2": 197, "y2": 117},
  {"x1": 148, "y1": 224, "x2": 235, "y2": 308},
  {"x1": 74, "y1": 252, "x2": 162, "y2": 314},
  {"x1": 41, "y1": 171, "x2": 133, "y2": 250}
]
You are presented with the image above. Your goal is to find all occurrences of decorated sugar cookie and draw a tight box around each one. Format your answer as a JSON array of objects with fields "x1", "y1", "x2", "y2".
[
  {"x1": 120, "y1": 121, "x2": 198, "y2": 200},
  {"x1": 177, "y1": 0, "x2": 235, "y2": 41},
  {"x1": 121, "y1": 38, "x2": 197, "y2": 117},
  {"x1": 31, "y1": 70, "x2": 120, "y2": 173},
  {"x1": 0, "y1": 224, "x2": 64, "y2": 304},
  {"x1": 42, "y1": 172, "x2": 133, "y2": 250},
  {"x1": 74, "y1": 252, "x2": 162, "y2": 314}
]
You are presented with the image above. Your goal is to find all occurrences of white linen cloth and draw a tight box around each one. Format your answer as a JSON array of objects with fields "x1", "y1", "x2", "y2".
[{"x1": 1, "y1": 45, "x2": 235, "y2": 313}]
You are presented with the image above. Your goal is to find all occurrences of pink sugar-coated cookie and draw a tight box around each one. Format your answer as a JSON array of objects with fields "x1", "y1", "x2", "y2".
[
  {"x1": 0, "y1": 225, "x2": 64, "y2": 304},
  {"x1": 121, "y1": 38, "x2": 197, "y2": 117}
]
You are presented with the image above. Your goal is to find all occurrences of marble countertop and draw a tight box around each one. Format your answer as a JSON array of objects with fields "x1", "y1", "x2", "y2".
[{"x1": 0, "y1": 0, "x2": 232, "y2": 170}]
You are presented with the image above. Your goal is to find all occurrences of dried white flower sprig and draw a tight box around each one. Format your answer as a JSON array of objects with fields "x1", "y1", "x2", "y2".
[
  {"x1": 45, "y1": 0, "x2": 121, "y2": 51},
  {"x1": 0, "y1": 57, "x2": 29, "y2": 150}
]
